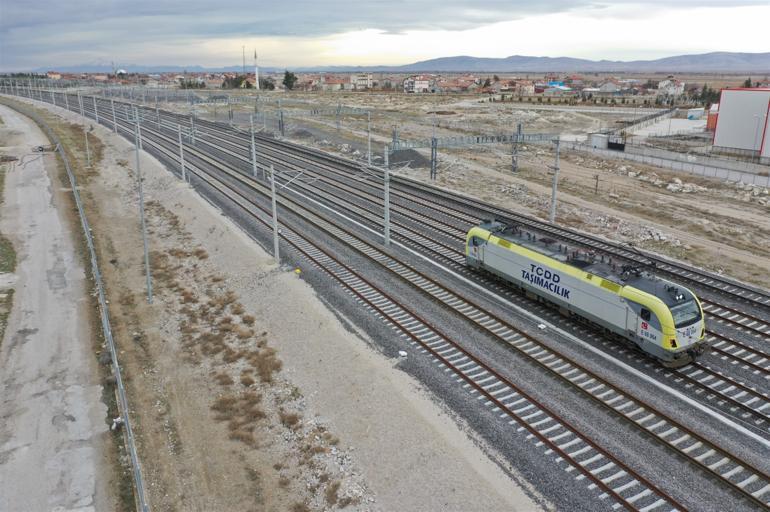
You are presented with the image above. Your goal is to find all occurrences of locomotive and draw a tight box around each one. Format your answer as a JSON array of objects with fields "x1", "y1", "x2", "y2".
[{"x1": 466, "y1": 220, "x2": 706, "y2": 366}]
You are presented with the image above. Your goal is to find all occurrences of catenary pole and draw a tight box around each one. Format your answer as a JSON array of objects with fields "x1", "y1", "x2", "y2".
[
  {"x1": 548, "y1": 138, "x2": 561, "y2": 224},
  {"x1": 111, "y1": 99, "x2": 117, "y2": 133},
  {"x1": 270, "y1": 165, "x2": 280, "y2": 264},
  {"x1": 367, "y1": 111, "x2": 372, "y2": 166},
  {"x1": 177, "y1": 124, "x2": 186, "y2": 182},
  {"x1": 383, "y1": 165, "x2": 390, "y2": 246},
  {"x1": 250, "y1": 115, "x2": 258, "y2": 178},
  {"x1": 133, "y1": 114, "x2": 153, "y2": 303}
]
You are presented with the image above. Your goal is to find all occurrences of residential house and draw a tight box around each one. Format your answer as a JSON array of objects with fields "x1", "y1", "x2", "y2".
[
  {"x1": 403, "y1": 75, "x2": 436, "y2": 93},
  {"x1": 350, "y1": 73, "x2": 373, "y2": 90},
  {"x1": 598, "y1": 81, "x2": 621, "y2": 94},
  {"x1": 657, "y1": 78, "x2": 685, "y2": 96}
]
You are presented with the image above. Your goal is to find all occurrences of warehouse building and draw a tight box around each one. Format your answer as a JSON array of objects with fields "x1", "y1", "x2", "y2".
[{"x1": 712, "y1": 88, "x2": 770, "y2": 163}]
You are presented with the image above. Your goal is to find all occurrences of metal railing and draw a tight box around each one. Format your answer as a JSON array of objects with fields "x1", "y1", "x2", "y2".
[{"x1": 0, "y1": 97, "x2": 151, "y2": 512}]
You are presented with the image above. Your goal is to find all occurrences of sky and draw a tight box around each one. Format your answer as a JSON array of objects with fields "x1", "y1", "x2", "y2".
[{"x1": 1, "y1": 1, "x2": 770, "y2": 71}]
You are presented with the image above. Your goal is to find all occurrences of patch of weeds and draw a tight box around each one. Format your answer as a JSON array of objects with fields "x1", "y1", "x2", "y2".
[
  {"x1": 214, "y1": 373, "x2": 234, "y2": 386},
  {"x1": 325, "y1": 480, "x2": 341, "y2": 505},
  {"x1": 211, "y1": 392, "x2": 265, "y2": 447},
  {"x1": 0, "y1": 233, "x2": 16, "y2": 273},
  {"x1": 235, "y1": 326, "x2": 253, "y2": 340},
  {"x1": 241, "y1": 314, "x2": 256, "y2": 326},
  {"x1": 250, "y1": 347, "x2": 282, "y2": 383},
  {"x1": 279, "y1": 410, "x2": 301, "y2": 428},
  {"x1": 291, "y1": 503, "x2": 310, "y2": 512}
]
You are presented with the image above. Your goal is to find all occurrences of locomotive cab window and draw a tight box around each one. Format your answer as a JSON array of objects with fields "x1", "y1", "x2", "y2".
[
  {"x1": 470, "y1": 237, "x2": 485, "y2": 247},
  {"x1": 640, "y1": 308, "x2": 651, "y2": 321},
  {"x1": 670, "y1": 300, "x2": 701, "y2": 328}
]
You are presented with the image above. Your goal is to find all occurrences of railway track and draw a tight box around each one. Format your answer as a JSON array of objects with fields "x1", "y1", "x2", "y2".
[
  {"x1": 151, "y1": 112, "x2": 770, "y2": 335},
  {"x1": 134, "y1": 114, "x2": 692, "y2": 512},
  {"x1": 125, "y1": 102, "x2": 770, "y2": 509},
  {"x1": 124, "y1": 109, "x2": 770, "y2": 426},
  {"x1": 85, "y1": 97, "x2": 770, "y2": 426},
  {"x1": 14, "y1": 89, "x2": 770, "y2": 510}
]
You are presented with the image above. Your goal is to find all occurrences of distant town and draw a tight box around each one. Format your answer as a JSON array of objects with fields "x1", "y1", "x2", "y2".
[{"x1": 22, "y1": 69, "x2": 769, "y2": 107}]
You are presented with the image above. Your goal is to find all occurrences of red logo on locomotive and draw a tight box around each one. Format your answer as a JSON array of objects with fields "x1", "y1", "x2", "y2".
[{"x1": 641, "y1": 321, "x2": 649, "y2": 330}]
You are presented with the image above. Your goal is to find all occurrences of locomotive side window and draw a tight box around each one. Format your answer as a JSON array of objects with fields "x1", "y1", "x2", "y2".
[{"x1": 640, "y1": 308, "x2": 651, "y2": 321}]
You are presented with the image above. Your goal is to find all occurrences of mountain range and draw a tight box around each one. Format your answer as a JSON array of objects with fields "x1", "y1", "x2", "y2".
[{"x1": 32, "y1": 52, "x2": 770, "y2": 74}]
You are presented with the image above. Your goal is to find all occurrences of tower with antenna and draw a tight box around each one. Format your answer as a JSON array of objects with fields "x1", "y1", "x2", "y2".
[{"x1": 254, "y1": 49, "x2": 260, "y2": 91}]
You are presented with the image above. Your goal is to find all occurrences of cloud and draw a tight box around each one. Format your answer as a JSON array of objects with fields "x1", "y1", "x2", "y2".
[{"x1": 1, "y1": 1, "x2": 769, "y2": 70}]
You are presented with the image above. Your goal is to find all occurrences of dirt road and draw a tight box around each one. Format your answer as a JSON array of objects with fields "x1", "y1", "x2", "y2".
[{"x1": 0, "y1": 105, "x2": 112, "y2": 511}]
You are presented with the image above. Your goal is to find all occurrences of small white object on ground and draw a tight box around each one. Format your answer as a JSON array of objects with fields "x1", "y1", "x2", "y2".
[
  {"x1": 398, "y1": 350, "x2": 408, "y2": 357},
  {"x1": 538, "y1": 324, "x2": 547, "y2": 330}
]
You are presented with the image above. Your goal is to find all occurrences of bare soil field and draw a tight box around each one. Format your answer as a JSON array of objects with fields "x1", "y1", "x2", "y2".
[{"x1": 193, "y1": 92, "x2": 770, "y2": 290}]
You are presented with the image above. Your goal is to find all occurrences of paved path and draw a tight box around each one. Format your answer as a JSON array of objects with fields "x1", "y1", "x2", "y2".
[{"x1": 0, "y1": 105, "x2": 110, "y2": 512}]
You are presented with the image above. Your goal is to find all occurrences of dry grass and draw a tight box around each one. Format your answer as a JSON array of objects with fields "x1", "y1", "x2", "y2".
[
  {"x1": 235, "y1": 326, "x2": 253, "y2": 340},
  {"x1": 279, "y1": 410, "x2": 301, "y2": 428},
  {"x1": 242, "y1": 314, "x2": 255, "y2": 326},
  {"x1": 250, "y1": 347, "x2": 283, "y2": 383},
  {"x1": 214, "y1": 373, "x2": 234, "y2": 386},
  {"x1": 278, "y1": 476, "x2": 290, "y2": 488},
  {"x1": 211, "y1": 392, "x2": 265, "y2": 446},
  {"x1": 193, "y1": 248, "x2": 209, "y2": 260},
  {"x1": 291, "y1": 503, "x2": 310, "y2": 512},
  {"x1": 180, "y1": 289, "x2": 197, "y2": 303},
  {"x1": 231, "y1": 303, "x2": 245, "y2": 315},
  {"x1": 240, "y1": 374, "x2": 255, "y2": 387},
  {"x1": 325, "y1": 481, "x2": 341, "y2": 505}
]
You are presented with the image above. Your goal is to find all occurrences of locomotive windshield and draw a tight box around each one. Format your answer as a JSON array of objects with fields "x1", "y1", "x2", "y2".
[{"x1": 670, "y1": 300, "x2": 701, "y2": 328}]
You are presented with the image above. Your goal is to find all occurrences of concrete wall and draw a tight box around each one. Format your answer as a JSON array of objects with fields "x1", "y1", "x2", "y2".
[
  {"x1": 563, "y1": 141, "x2": 770, "y2": 187},
  {"x1": 713, "y1": 89, "x2": 770, "y2": 152}
]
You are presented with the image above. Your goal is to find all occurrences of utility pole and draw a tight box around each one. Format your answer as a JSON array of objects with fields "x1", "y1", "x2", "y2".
[
  {"x1": 384, "y1": 144, "x2": 389, "y2": 168},
  {"x1": 133, "y1": 112, "x2": 153, "y2": 303},
  {"x1": 367, "y1": 111, "x2": 372, "y2": 166},
  {"x1": 548, "y1": 138, "x2": 561, "y2": 224},
  {"x1": 250, "y1": 115, "x2": 258, "y2": 178},
  {"x1": 64, "y1": 91, "x2": 69, "y2": 111},
  {"x1": 270, "y1": 165, "x2": 280, "y2": 264},
  {"x1": 93, "y1": 96, "x2": 99, "y2": 124},
  {"x1": 78, "y1": 92, "x2": 84, "y2": 117},
  {"x1": 594, "y1": 174, "x2": 599, "y2": 195},
  {"x1": 177, "y1": 124, "x2": 187, "y2": 182},
  {"x1": 383, "y1": 165, "x2": 390, "y2": 246}
]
